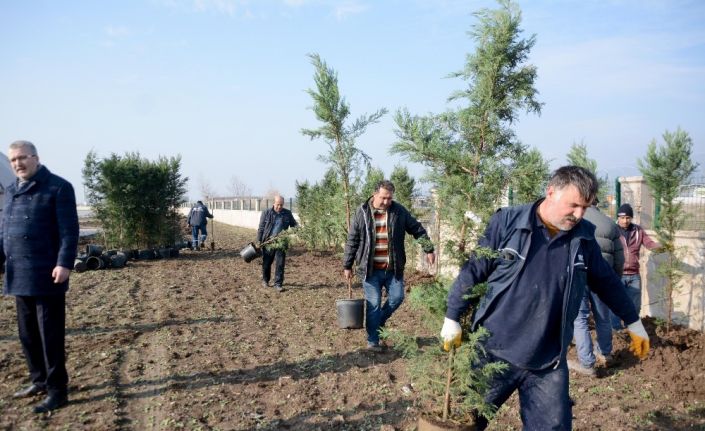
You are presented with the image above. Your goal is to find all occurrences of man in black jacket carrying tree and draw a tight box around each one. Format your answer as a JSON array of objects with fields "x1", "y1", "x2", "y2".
[{"x1": 257, "y1": 195, "x2": 298, "y2": 292}]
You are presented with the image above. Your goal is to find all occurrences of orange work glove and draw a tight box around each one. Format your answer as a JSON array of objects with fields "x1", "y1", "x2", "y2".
[{"x1": 627, "y1": 319, "x2": 650, "y2": 360}]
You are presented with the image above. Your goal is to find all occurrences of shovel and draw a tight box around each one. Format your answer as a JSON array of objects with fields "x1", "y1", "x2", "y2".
[{"x1": 210, "y1": 218, "x2": 216, "y2": 251}]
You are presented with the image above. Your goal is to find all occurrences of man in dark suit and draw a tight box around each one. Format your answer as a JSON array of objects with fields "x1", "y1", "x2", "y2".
[{"x1": 1, "y1": 140, "x2": 79, "y2": 413}]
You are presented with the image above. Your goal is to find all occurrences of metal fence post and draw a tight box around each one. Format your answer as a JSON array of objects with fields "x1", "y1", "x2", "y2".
[{"x1": 615, "y1": 178, "x2": 621, "y2": 220}]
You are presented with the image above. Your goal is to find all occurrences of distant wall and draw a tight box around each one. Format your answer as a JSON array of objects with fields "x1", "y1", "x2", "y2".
[
  {"x1": 178, "y1": 207, "x2": 299, "y2": 231},
  {"x1": 642, "y1": 230, "x2": 705, "y2": 331}
]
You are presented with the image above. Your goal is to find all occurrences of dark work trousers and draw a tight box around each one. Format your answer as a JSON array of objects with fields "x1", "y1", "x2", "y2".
[
  {"x1": 474, "y1": 351, "x2": 571, "y2": 431},
  {"x1": 261, "y1": 248, "x2": 286, "y2": 286},
  {"x1": 15, "y1": 295, "x2": 68, "y2": 394}
]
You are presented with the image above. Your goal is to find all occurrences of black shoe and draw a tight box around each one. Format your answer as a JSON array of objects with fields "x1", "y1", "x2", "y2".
[
  {"x1": 33, "y1": 392, "x2": 68, "y2": 413},
  {"x1": 13, "y1": 384, "x2": 46, "y2": 398}
]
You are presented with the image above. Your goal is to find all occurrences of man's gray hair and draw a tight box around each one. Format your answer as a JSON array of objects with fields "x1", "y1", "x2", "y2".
[
  {"x1": 548, "y1": 165, "x2": 598, "y2": 203},
  {"x1": 9, "y1": 140, "x2": 38, "y2": 156},
  {"x1": 375, "y1": 180, "x2": 395, "y2": 194}
]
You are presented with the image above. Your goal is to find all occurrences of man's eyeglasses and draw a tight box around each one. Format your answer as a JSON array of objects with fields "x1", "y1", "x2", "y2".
[{"x1": 9, "y1": 154, "x2": 36, "y2": 163}]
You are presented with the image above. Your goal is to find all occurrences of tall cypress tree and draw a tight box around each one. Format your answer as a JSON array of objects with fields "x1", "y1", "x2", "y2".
[
  {"x1": 393, "y1": 0, "x2": 542, "y2": 263},
  {"x1": 301, "y1": 53, "x2": 387, "y2": 233},
  {"x1": 638, "y1": 127, "x2": 698, "y2": 331}
]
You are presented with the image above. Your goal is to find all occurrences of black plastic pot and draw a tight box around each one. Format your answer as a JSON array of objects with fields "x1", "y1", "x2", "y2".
[
  {"x1": 240, "y1": 242, "x2": 261, "y2": 263},
  {"x1": 138, "y1": 249, "x2": 155, "y2": 260},
  {"x1": 418, "y1": 415, "x2": 476, "y2": 431},
  {"x1": 110, "y1": 252, "x2": 128, "y2": 268},
  {"x1": 335, "y1": 299, "x2": 364, "y2": 329},
  {"x1": 85, "y1": 255, "x2": 104, "y2": 270},
  {"x1": 74, "y1": 258, "x2": 87, "y2": 273},
  {"x1": 85, "y1": 244, "x2": 103, "y2": 257}
]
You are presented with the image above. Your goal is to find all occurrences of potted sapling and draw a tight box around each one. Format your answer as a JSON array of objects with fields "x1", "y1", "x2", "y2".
[{"x1": 382, "y1": 277, "x2": 506, "y2": 430}]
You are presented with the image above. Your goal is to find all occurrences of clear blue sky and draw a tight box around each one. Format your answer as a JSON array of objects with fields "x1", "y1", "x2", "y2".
[{"x1": 2, "y1": 0, "x2": 704, "y2": 203}]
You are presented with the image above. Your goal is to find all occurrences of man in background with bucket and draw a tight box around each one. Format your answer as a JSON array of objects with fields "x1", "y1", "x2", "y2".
[
  {"x1": 343, "y1": 180, "x2": 435, "y2": 352},
  {"x1": 257, "y1": 195, "x2": 298, "y2": 292},
  {"x1": 1, "y1": 140, "x2": 79, "y2": 413},
  {"x1": 187, "y1": 200, "x2": 213, "y2": 250}
]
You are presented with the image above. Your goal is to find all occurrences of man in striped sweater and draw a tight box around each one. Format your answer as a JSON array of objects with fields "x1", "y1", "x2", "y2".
[{"x1": 343, "y1": 180, "x2": 435, "y2": 351}]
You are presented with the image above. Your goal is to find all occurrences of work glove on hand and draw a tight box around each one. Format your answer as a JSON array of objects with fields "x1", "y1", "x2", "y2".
[
  {"x1": 440, "y1": 317, "x2": 462, "y2": 351},
  {"x1": 627, "y1": 319, "x2": 650, "y2": 360}
]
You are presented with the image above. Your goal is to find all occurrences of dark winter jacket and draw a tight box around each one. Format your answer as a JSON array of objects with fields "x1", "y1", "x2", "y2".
[
  {"x1": 584, "y1": 206, "x2": 624, "y2": 275},
  {"x1": 343, "y1": 199, "x2": 433, "y2": 281},
  {"x1": 187, "y1": 202, "x2": 213, "y2": 227},
  {"x1": 446, "y1": 201, "x2": 638, "y2": 369},
  {"x1": 0, "y1": 165, "x2": 79, "y2": 296},
  {"x1": 619, "y1": 223, "x2": 660, "y2": 275},
  {"x1": 257, "y1": 207, "x2": 298, "y2": 243}
]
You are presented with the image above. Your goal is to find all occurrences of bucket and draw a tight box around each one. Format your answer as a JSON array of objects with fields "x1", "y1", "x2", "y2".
[
  {"x1": 110, "y1": 252, "x2": 128, "y2": 268},
  {"x1": 335, "y1": 299, "x2": 364, "y2": 329},
  {"x1": 240, "y1": 242, "x2": 261, "y2": 263},
  {"x1": 418, "y1": 415, "x2": 476, "y2": 431},
  {"x1": 85, "y1": 255, "x2": 104, "y2": 270},
  {"x1": 74, "y1": 258, "x2": 87, "y2": 273},
  {"x1": 138, "y1": 249, "x2": 155, "y2": 260},
  {"x1": 85, "y1": 244, "x2": 103, "y2": 257}
]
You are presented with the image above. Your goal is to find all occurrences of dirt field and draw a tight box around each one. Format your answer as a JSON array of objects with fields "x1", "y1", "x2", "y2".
[{"x1": 1, "y1": 221, "x2": 704, "y2": 430}]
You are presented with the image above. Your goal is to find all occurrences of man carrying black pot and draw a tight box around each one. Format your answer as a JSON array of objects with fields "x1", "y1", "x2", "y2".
[
  {"x1": 257, "y1": 195, "x2": 297, "y2": 292},
  {"x1": 440, "y1": 166, "x2": 650, "y2": 430},
  {"x1": 1, "y1": 140, "x2": 79, "y2": 413},
  {"x1": 343, "y1": 180, "x2": 435, "y2": 352}
]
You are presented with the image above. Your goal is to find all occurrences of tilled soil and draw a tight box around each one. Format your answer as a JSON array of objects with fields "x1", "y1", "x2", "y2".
[{"x1": 0, "y1": 222, "x2": 704, "y2": 430}]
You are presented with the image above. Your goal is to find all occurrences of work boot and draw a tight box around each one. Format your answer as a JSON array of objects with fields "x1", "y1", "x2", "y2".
[
  {"x1": 567, "y1": 359, "x2": 596, "y2": 377},
  {"x1": 366, "y1": 342, "x2": 383, "y2": 352},
  {"x1": 33, "y1": 391, "x2": 68, "y2": 413},
  {"x1": 13, "y1": 384, "x2": 46, "y2": 398}
]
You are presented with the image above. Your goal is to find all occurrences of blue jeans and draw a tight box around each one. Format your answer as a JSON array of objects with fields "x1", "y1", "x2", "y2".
[
  {"x1": 611, "y1": 274, "x2": 641, "y2": 330},
  {"x1": 476, "y1": 352, "x2": 571, "y2": 430},
  {"x1": 573, "y1": 288, "x2": 613, "y2": 367},
  {"x1": 191, "y1": 225, "x2": 207, "y2": 247},
  {"x1": 363, "y1": 270, "x2": 404, "y2": 345}
]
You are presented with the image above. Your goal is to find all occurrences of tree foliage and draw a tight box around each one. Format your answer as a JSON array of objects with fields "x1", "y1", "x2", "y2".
[
  {"x1": 383, "y1": 278, "x2": 506, "y2": 423},
  {"x1": 295, "y1": 169, "x2": 347, "y2": 250},
  {"x1": 638, "y1": 127, "x2": 698, "y2": 331},
  {"x1": 511, "y1": 147, "x2": 550, "y2": 204},
  {"x1": 360, "y1": 166, "x2": 385, "y2": 201},
  {"x1": 83, "y1": 151, "x2": 188, "y2": 249},
  {"x1": 301, "y1": 53, "x2": 387, "y2": 233},
  {"x1": 566, "y1": 141, "x2": 609, "y2": 204},
  {"x1": 392, "y1": 0, "x2": 541, "y2": 265},
  {"x1": 390, "y1": 164, "x2": 417, "y2": 211}
]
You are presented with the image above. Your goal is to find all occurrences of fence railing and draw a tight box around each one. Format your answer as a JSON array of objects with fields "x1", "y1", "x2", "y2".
[{"x1": 184, "y1": 197, "x2": 298, "y2": 214}]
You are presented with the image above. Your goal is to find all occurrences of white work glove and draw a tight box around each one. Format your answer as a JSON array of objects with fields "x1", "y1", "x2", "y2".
[
  {"x1": 627, "y1": 319, "x2": 650, "y2": 360},
  {"x1": 440, "y1": 317, "x2": 462, "y2": 351}
]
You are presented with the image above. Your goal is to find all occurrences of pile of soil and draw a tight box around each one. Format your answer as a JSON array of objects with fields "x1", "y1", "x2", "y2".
[{"x1": 0, "y1": 222, "x2": 703, "y2": 430}]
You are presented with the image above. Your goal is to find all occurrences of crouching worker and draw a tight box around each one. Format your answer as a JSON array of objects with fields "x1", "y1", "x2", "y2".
[{"x1": 440, "y1": 166, "x2": 650, "y2": 430}]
